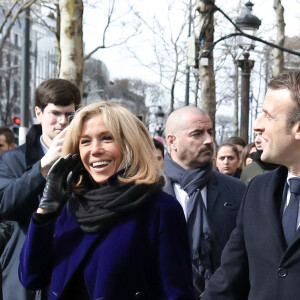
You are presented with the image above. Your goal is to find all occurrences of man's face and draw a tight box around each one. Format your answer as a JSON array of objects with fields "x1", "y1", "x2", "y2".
[
  {"x1": 255, "y1": 88, "x2": 298, "y2": 166},
  {"x1": 254, "y1": 131, "x2": 263, "y2": 150},
  {"x1": 0, "y1": 134, "x2": 14, "y2": 154},
  {"x1": 168, "y1": 114, "x2": 214, "y2": 170},
  {"x1": 35, "y1": 103, "x2": 75, "y2": 148}
]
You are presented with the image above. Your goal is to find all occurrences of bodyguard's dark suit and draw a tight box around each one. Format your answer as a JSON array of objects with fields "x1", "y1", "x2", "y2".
[
  {"x1": 0, "y1": 125, "x2": 46, "y2": 300},
  {"x1": 164, "y1": 170, "x2": 246, "y2": 273},
  {"x1": 202, "y1": 166, "x2": 300, "y2": 300}
]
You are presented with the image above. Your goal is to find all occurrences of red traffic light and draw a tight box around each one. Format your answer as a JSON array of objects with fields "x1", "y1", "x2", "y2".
[{"x1": 12, "y1": 116, "x2": 21, "y2": 125}]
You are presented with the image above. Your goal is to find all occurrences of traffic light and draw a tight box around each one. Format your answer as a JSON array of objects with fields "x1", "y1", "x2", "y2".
[
  {"x1": 12, "y1": 116, "x2": 21, "y2": 145},
  {"x1": 12, "y1": 116, "x2": 21, "y2": 125}
]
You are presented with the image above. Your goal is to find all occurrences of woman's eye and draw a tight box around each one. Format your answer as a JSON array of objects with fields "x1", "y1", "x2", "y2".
[
  {"x1": 102, "y1": 135, "x2": 113, "y2": 141},
  {"x1": 80, "y1": 139, "x2": 90, "y2": 144}
]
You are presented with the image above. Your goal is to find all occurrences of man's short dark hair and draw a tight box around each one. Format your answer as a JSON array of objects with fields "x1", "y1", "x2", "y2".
[
  {"x1": 268, "y1": 71, "x2": 300, "y2": 128},
  {"x1": 35, "y1": 78, "x2": 81, "y2": 111},
  {"x1": 153, "y1": 138, "x2": 164, "y2": 158},
  {"x1": 226, "y1": 136, "x2": 247, "y2": 148},
  {"x1": 0, "y1": 126, "x2": 15, "y2": 144}
]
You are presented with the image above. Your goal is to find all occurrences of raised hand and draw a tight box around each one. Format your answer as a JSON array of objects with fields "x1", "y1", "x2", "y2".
[{"x1": 38, "y1": 154, "x2": 82, "y2": 214}]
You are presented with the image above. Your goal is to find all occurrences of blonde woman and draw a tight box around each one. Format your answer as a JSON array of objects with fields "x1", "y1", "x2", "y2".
[{"x1": 19, "y1": 102, "x2": 194, "y2": 300}]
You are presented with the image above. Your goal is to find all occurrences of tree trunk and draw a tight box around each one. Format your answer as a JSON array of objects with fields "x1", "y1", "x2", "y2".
[
  {"x1": 273, "y1": 0, "x2": 285, "y2": 75},
  {"x1": 198, "y1": 1, "x2": 216, "y2": 136},
  {"x1": 59, "y1": 0, "x2": 83, "y2": 96}
]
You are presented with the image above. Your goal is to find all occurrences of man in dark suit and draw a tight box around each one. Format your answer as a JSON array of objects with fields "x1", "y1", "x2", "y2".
[
  {"x1": 202, "y1": 71, "x2": 300, "y2": 300},
  {"x1": 0, "y1": 79, "x2": 80, "y2": 300},
  {"x1": 163, "y1": 106, "x2": 246, "y2": 299}
]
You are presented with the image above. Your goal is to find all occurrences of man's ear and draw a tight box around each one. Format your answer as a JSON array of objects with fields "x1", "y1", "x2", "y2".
[
  {"x1": 8, "y1": 143, "x2": 15, "y2": 150},
  {"x1": 294, "y1": 120, "x2": 300, "y2": 141},
  {"x1": 35, "y1": 106, "x2": 42, "y2": 123},
  {"x1": 167, "y1": 134, "x2": 177, "y2": 152}
]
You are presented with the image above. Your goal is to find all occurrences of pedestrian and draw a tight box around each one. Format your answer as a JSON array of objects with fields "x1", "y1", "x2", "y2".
[
  {"x1": 215, "y1": 143, "x2": 242, "y2": 178},
  {"x1": 202, "y1": 70, "x2": 300, "y2": 300},
  {"x1": 153, "y1": 138, "x2": 165, "y2": 168},
  {"x1": 163, "y1": 106, "x2": 246, "y2": 298},
  {"x1": 19, "y1": 101, "x2": 194, "y2": 300},
  {"x1": 240, "y1": 119, "x2": 278, "y2": 185},
  {"x1": 0, "y1": 126, "x2": 15, "y2": 154},
  {"x1": 0, "y1": 78, "x2": 81, "y2": 300},
  {"x1": 239, "y1": 142, "x2": 256, "y2": 168}
]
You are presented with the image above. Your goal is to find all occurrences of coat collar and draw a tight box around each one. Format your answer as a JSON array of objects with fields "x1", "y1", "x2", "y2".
[
  {"x1": 25, "y1": 124, "x2": 44, "y2": 167},
  {"x1": 263, "y1": 166, "x2": 287, "y2": 252}
]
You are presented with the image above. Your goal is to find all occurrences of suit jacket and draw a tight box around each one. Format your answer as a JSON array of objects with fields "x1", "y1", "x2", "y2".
[
  {"x1": 0, "y1": 125, "x2": 47, "y2": 300},
  {"x1": 164, "y1": 169, "x2": 246, "y2": 272},
  {"x1": 19, "y1": 191, "x2": 194, "y2": 300},
  {"x1": 202, "y1": 166, "x2": 300, "y2": 300}
]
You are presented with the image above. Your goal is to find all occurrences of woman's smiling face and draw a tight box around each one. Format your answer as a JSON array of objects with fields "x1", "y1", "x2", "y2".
[{"x1": 79, "y1": 114, "x2": 123, "y2": 184}]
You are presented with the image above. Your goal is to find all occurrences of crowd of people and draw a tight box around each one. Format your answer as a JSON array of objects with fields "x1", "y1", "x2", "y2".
[{"x1": 0, "y1": 70, "x2": 300, "y2": 299}]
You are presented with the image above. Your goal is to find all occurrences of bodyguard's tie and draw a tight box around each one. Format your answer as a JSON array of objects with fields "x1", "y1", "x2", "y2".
[{"x1": 282, "y1": 178, "x2": 300, "y2": 246}]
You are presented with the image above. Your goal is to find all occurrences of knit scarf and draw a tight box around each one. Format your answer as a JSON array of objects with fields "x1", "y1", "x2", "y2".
[
  {"x1": 68, "y1": 177, "x2": 164, "y2": 234},
  {"x1": 164, "y1": 153, "x2": 213, "y2": 292}
]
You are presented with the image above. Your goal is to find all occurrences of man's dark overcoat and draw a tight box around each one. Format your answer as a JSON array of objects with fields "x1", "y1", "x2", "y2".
[{"x1": 0, "y1": 125, "x2": 46, "y2": 300}]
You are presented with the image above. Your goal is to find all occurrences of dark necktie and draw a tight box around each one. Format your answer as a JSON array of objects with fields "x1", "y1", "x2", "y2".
[{"x1": 282, "y1": 178, "x2": 300, "y2": 246}]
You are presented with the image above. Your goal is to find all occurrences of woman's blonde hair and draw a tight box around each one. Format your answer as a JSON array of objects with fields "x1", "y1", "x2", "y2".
[{"x1": 63, "y1": 101, "x2": 163, "y2": 185}]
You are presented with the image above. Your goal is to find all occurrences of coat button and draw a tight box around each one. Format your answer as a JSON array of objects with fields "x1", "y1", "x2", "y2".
[
  {"x1": 278, "y1": 267, "x2": 288, "y2": 277},
  {"x1": 134, "y1": 291, "x2": 143, "y2": 298}
]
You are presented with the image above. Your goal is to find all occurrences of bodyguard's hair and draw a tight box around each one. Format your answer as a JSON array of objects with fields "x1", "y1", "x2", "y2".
[
  {"x1": 63, "y1": 101, "x2": 163, "y2": 185},
  {"x1": 268, "y1": 71, "x2": 300, "y2": 127},
  {"x1": 35, "y1": 78, "x2": 81, "y2": 111},
  {"x1": 0, "y1": 126, "x2": 14, "y2": 144}
]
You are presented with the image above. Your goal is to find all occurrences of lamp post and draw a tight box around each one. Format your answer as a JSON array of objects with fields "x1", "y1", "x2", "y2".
[
  {"x1": 238, "y1": 52, "x2": 254, "y2": 142},
  {"x1": 155, "y1": 106, "x2": 165, "y2": 137},
  {"x1": 235, "y1": 1, "x2": 261, "y2": 143}
]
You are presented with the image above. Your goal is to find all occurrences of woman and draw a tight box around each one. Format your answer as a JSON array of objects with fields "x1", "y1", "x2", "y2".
[
  {"x1": 216, "y1": 143, "x2": 241, "y2": 178},
  {"x1": 240, "y1": 142, "x2": 256, "y2": 168},
  {"x1": 19, "y1": 102, "x2": 194, "y2": 300}
]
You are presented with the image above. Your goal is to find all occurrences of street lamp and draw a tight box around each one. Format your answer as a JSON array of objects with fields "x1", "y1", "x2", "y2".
[
  {"x1": 235, "y1": 1, "x2": 261, "y2": 143},
  {"x1": 155, "y1": 106, "x2": 165, "y2": 137}
]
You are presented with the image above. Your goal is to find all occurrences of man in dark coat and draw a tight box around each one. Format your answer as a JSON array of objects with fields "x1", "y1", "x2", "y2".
[
  {"x1": 0, "y1": 79, "x2": 80, "y2": 300},
  {"x1": 163, "y1": 106, "x2": 246, "y2": 299},
  {"x1": 240, "y1": 119, "x2": 278, "y2": 185},
  {"x1": 202, "y1": 71, "x2": 300, "y2": 300}
]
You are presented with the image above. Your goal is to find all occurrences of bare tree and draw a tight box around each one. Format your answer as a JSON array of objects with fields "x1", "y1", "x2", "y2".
[
  {"x1": 198, "y1": 0, "x2": 216, "y2": 134},
  {"x1": 59, "y1": 0, "x2": 83, "y2": 94},
  {"x1": 128, "y1": 0, "x2": 190, "y2": 113},
  {"x1": 273, "y1": 0, "x2": 285, "y2": 75}
]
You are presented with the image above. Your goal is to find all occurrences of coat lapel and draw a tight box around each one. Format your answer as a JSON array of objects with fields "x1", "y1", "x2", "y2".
[
  {"x1": 264, "y1": 167, "x2": 287, "y2": 252},
  {"x1": 206, "y1": 173, "x2": 219, "y2": 213}
]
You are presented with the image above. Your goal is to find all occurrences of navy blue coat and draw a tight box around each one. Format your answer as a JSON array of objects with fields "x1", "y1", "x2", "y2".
[
  {"x1": 0, "y1": 125, "x2": 46, "y2": 300},
  {"x1": 19, "y1": 191, "x2": 195, "y2": 300},
  {"x1": 202, "y1": 166, "x2": 300, "y2": 300},
  {"x1": 164, "y1": 170, "x2": 246, "y2": 273}
]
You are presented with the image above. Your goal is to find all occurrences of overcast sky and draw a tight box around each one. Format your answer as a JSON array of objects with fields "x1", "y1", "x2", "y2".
[{"x1": 82, "y1": 0, "x2": 300, "y2": 83}]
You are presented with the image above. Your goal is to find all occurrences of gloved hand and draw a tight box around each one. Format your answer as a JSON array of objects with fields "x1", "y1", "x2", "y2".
[{"x1": 39, "y1": 154, "x2": 82, "y2": 213}]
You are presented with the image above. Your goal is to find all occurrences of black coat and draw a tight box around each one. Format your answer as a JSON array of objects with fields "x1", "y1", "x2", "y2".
[
  {"x1": 0, "y1": 125, "x2": 46, "y2": 300},
  {"x1": 202, "y1": 166, "x2": 300, "y2": 300},
  {"x1": 163, "y1": 169, "x2": 246, "y2": 273}
]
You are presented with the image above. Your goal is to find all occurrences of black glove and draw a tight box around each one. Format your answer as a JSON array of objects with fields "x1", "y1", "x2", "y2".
[{"x1": 39, "y1": 154, "x2": 82, "y2": 213}]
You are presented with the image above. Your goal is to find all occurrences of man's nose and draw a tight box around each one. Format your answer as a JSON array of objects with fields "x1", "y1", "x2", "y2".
[
  {"x1": 204, "y1": 132, "x2": 213, "y2": 144},
  {"x1": 253, "y1": 114, "x2": 265, "y2": 132}
]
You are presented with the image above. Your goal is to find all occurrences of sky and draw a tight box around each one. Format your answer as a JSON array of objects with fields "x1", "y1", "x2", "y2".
[{"x1": 82, "y1": 0, "x2": 300, "y2": 84}]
